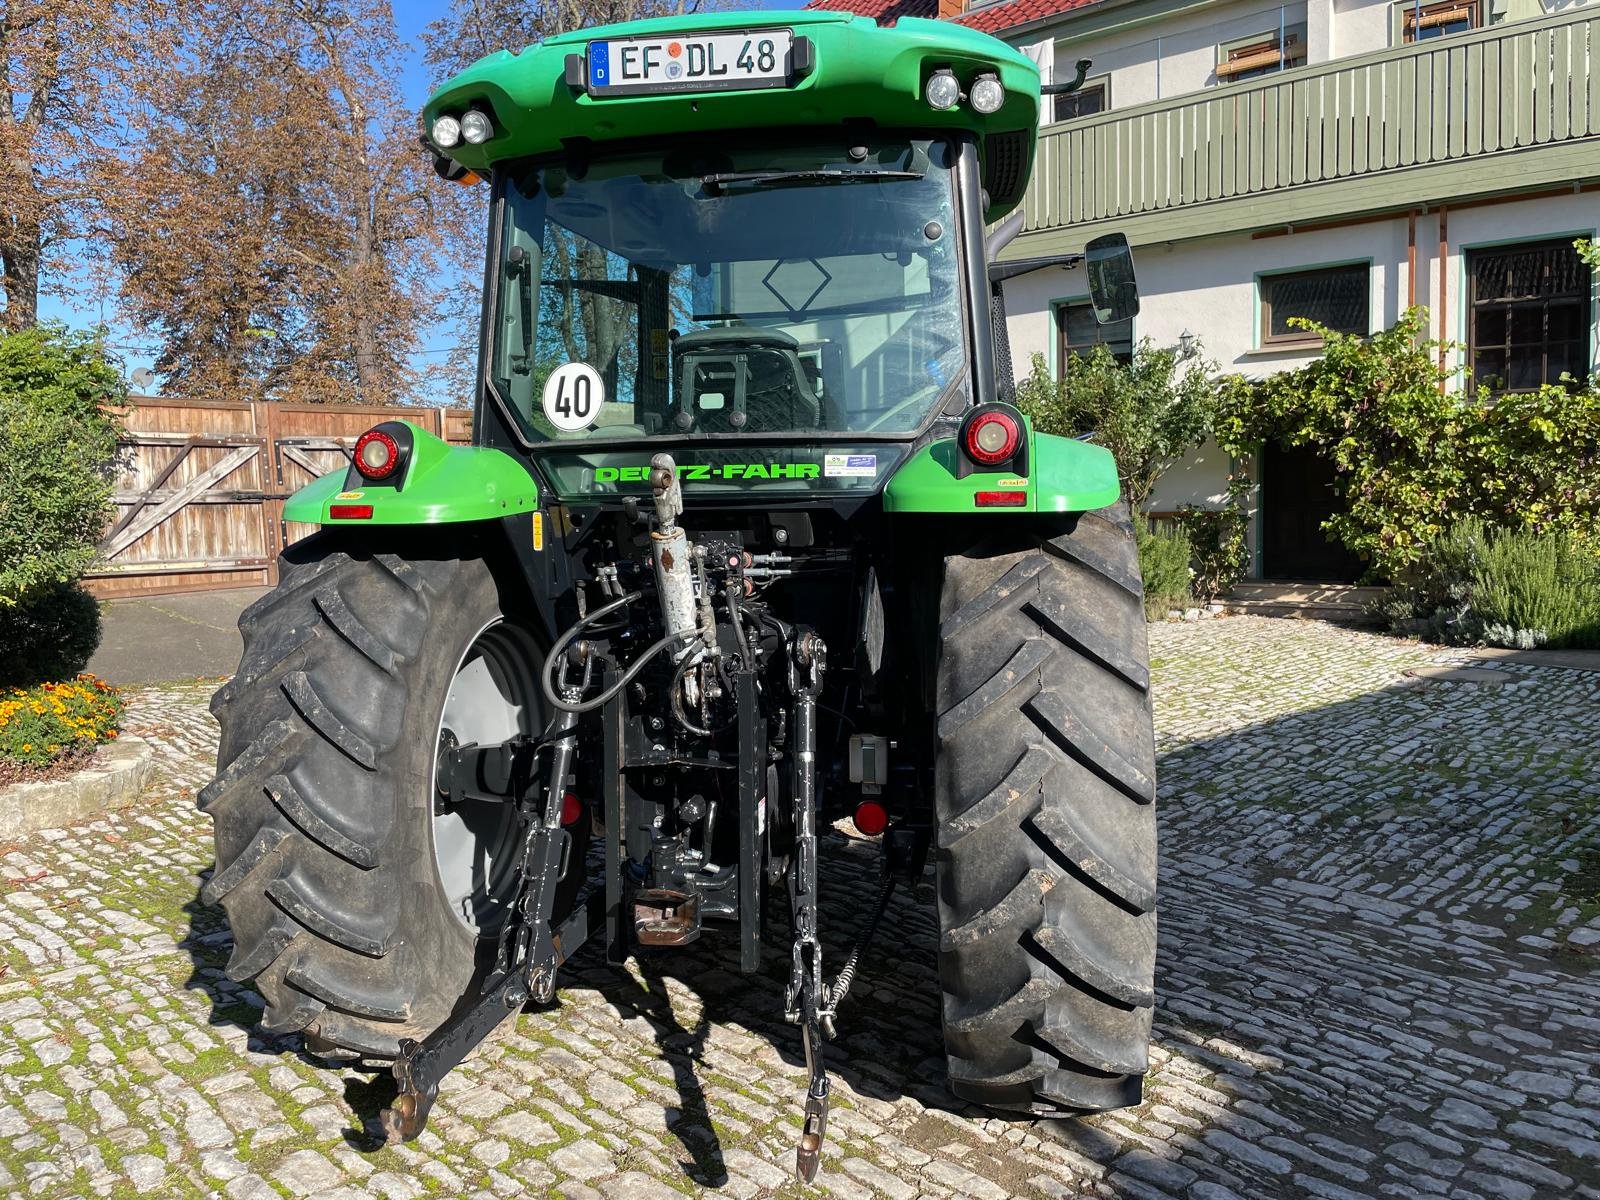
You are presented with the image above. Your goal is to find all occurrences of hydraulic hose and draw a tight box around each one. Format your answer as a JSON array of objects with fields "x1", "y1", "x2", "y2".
[
  {"x1": 539, "y1": 590, "x2": 697, "y2": 715},
  {"x1": 670, "y1": 653, "x2": 716, "y2": 737},
  {"x1": 669, "y1": 651, "x2": 738, "y2": 737}
]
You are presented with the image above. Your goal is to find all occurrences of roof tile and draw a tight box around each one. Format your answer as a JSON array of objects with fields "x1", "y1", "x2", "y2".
[
  {"x1": 955, "y1": 0, "x2": 1102, "y2": 34},
  {"x1": 803, "y1": 0, "x2": 1102, "y2": 34}
]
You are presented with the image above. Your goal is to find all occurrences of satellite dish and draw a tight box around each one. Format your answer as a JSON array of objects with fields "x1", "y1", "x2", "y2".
[{"x1": 130, "y1": 368, "x2": 156, "y2": 389}]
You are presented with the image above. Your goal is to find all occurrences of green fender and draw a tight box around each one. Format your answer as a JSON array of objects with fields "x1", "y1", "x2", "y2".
[
  {"x1": 882, "y1": 426, "x2": 1121, "y2": 514},
  {"x1": 284, "y1": 421, "x2": 539, "y2": 525}
]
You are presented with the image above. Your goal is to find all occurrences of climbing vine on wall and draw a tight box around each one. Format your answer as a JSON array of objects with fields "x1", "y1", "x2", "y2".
[{"x1": 1212, "y1": 308, "x2": 1600, "y2": 580}]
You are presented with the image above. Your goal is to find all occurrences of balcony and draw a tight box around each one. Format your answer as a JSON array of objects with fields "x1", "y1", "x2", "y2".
[{"x1": 1010, "y1": 8, "x2": 1600, "y2": 255}]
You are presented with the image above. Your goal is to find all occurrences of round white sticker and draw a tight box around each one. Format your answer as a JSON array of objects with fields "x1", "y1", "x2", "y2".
[{"x1": 542, "y1": 363, "x2": 604, "y2": 431}]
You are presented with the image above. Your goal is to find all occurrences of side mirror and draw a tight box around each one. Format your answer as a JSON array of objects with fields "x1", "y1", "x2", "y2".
[{"x1": 1085, "y1": 232, "x2": 1140, "y2": 325}]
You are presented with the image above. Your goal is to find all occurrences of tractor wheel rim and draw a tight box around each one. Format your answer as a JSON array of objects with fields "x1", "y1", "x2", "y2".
[{"x1": 432, "y1": 619, "x2": 541, "y2": 936}]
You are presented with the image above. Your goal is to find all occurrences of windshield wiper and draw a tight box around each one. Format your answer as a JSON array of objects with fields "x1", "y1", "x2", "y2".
[{"x1": 700, "y1": 169, "x2": 923, "y2": 191}]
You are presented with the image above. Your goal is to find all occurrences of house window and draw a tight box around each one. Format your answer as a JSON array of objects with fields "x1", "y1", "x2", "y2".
[
  {"x1": 1398, "y1": 0, "x2": 1480, "y2": 42},
  {"x1": 1467, "y1": 239, "x2": 1591, "y2": 392},
  {"x1": 1260, "y1": 263, "x2": 1371, "y2": 345},
  {"x1": 1216, "y1": 26, "x2": 1307, "y2": 82},
  {"x1": 1054, "y1": 82, "x2": 1107, "y2": 123},
  {"x1": 1057, "y1": 299, "x2": 1133, "y2": 371}
]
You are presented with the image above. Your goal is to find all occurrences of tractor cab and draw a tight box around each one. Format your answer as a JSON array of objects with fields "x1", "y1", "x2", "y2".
[{"x1": 421, "y1": 11, "x2": 1129, "y2": 505}]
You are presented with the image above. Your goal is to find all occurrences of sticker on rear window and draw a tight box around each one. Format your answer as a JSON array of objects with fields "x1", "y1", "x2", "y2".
[
  {"x1": 824, "y1": 453, "x2": 876, "y2": 478},
  {"x1": 543, "y1": 363, "x2": 604, "y2": 431}
]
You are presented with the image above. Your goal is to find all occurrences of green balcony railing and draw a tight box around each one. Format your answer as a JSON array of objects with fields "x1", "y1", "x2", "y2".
[{"x1": 1016, "y1": 7, "x2": 1600, "y2": 253}]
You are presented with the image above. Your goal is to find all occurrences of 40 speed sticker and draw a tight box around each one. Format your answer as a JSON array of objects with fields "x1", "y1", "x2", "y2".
[
  {"x1": 593, "y1": 463, "x2": 821, "y2": 482},
  {"x1": 543, "y1": 362, "x2": 604, "y2": 431}
]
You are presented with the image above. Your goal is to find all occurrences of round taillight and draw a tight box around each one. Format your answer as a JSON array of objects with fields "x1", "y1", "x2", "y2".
[
  {"x1": 560, "y1": 791, "x2": 584, "y2": 827},
  {"x1": 353, "y1": 429, "x2": 400, "y2": 480},
  {"x1": 853, "y1": 800, "x2": 889, "y2": 837},
  {"x1": 964, "y1": 411, "x2": 1020, "y2": 466}
]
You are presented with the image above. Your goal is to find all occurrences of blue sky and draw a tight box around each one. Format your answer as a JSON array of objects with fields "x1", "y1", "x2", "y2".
[{"x1": 42, "y1": 0, "x2": 803, "y2": 401}]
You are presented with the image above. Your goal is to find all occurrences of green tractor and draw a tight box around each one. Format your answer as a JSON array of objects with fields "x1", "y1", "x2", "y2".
[{"x1": 200, "y1": 10, "x2": 1155, "y2": 1180}]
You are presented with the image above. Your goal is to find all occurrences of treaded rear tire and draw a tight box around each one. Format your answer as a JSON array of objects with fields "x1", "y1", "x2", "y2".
[
  {"x1": 935, "y1": 502, "x2": 1158, "y2": 1114},
  {"x1": 200, "y1": 535, "x2": 556, "y2": 1060}
]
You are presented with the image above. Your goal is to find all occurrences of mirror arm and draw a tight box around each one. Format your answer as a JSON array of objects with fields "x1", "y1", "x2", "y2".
[
  {"x1": 984, "y1": 210, "x2": 1026, "y2": 264},
  {"x1": 988, "y1": 253, "x2": 1083, "y2": 284},
  {"x1": 1039, "y1": 59, "x2": 1093, "y2": 97}
]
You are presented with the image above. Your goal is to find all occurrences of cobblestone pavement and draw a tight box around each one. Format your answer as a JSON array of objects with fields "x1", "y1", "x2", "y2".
[{"x1": 2, "y1": 617, "x2": 1598, "y2": 1200}]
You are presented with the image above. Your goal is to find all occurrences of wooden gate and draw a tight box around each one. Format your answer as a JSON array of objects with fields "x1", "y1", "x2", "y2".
[{"x1": 88, "y1": 397, "x2": 472, "y2": 599}]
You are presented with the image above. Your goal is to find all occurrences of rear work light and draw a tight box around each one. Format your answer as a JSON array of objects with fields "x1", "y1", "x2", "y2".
[
  {"x1": 354, "y1": 428, "x2": 401, "y2": 480},
  {"x1": 975, "y1": 491, "x2": 1027, "y2": 508},
  {"x1": 329, "y1": 504, "x2": 374, "y2": 519}
]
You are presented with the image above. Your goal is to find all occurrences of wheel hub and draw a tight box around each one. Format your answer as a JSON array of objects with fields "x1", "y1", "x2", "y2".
[{"x1": 430, "y1": 622, "x2": 541, "y2": 936}]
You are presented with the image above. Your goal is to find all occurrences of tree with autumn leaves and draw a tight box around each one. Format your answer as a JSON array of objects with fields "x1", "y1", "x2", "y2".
[
  {"x1": 2, "y1": 0, "x2": 684, "y2": 403},
  {"x1": 107, "y1": 0, "x2": 440, "y2": 404},
  {"x1": 1, "y1": 0, "x2": 159, "y2": 333}
]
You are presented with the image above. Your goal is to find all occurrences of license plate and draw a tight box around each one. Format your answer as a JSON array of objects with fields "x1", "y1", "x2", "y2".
[{"x1": 587, "y1": 30, "x2": 794, "y2": 96}]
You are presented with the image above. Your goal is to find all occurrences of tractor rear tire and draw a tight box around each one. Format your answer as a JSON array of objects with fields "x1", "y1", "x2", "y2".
[
  {"x1": 934, "y1": 502, "x2": 1158, "y2": 1114},
  {"x1": 200, "y1": 535, "x2": 570, "y2": 1062}
]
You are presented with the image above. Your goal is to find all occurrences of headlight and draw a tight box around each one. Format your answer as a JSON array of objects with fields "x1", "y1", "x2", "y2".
[
  {"x1": 461, "y1": 110, "x2": 494, "y2": 145},
  {"x1": 924, "y1": 70, "x2": 960, "y2": 111},
  {"x1": 970, "y1": 74, "x2": 1005, "y2": 114},
  {"x1": 431, "y1": 115, "x2": 461, "y2": 149}
]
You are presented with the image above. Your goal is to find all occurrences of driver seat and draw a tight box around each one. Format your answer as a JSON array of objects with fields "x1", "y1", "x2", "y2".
[{"x1": 670, "y1": 327, "x2": 827, "y2": 432}]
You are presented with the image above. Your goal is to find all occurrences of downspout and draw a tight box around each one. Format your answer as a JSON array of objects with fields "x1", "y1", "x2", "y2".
[
  {"x1": 1437, "y1": 205, "x2": 1449, "y2": 390},
  {"x1": 1407, "y1": 210, "x2": 1417, "y2": 307}
]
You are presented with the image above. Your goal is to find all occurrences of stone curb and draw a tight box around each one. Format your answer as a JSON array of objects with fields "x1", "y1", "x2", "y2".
[{"x1": 0, "y1": 735, "x2": 154, "y2": 841}]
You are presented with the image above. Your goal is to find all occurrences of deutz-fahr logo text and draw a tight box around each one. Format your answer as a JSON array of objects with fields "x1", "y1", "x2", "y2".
[{"x1": 593, "y1": 463, "x2": 822, "y2": 482}]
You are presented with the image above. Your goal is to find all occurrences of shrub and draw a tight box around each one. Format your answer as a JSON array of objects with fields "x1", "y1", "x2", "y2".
[
  {"x1": 1373, "y1": 520, "x2": 1487, "y2": 642},
  {"x1": 0, "y1": 676, "x2": 124, "y2": 767},
  {"x1": 1172, "y1": 505, "x2": 1249, "y2": 601},
  {"x1": 0, "y1": 323, "x2": 124, "y2": 607},
  {"x1": 1470, "y1": 527, "x2": 1600, "y2": 650},
  {"x1": 1379, "y1": 521, "x2": 1600, "y2": 649},
  {"x1": 0, "y1": 581, "x2": 104, "y2": 687},
  {"x1": 1136, "y1": 521, "x2": 1193, "y2": 619},
  {"x1": 1016, "y1": 341, "x2": 1218, "y2": 510}
]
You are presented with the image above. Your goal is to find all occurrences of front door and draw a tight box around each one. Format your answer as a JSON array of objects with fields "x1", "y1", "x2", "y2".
[{"x1": 1259, "y1": 443, "x2": 1365, "y2": 581}]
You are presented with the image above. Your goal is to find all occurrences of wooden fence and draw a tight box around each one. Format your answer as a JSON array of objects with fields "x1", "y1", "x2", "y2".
[{"x1": 86, "y1": 396, "x2": 472, "y2": 599}]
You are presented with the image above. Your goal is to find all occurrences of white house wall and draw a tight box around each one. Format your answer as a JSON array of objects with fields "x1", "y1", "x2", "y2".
[
  {"x1": 1049, "y1": 0, "x2": 1312, "y2": 109},
  {"x1": 1330, "y1": 0, "x2": 1392, "y2": 55}
]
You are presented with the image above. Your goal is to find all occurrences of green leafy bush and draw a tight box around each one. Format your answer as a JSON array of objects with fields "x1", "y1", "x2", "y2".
[
  {"x1": 0, "y1": 675, "x2": 123, "y2": 767},
  {"x1": 1374, "y1": 520, "x2": 1486, "y2": 642},
  {"x1": 1470, "y1": 527, "x2": 1600, "y2": 649},
  {"x1": 1172, "y1": 505, "x2": 1249, "y2": 601},
  {"x1": 1379, "y1": 520, "x2": 1600, "y2": 649},
  {"x1": 1214, "y1": 309, "x2": 1600, "y2": 579},
  {"x1": 1135, "y1": 521, "x2": 1193, "y2": 619},
  {"x1": 0, "y1": 323, "x2": 124, "y2": 607},
  {"x1": 0, "y1": 582, "x2": 105, "y2": 687},
  {"x1": 1016, "y1": 341, "x2": 1218, "y2": 509}
]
